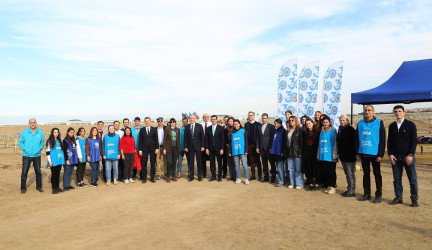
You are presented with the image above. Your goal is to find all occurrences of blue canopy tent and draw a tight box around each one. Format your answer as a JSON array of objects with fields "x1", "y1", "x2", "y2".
[{"x1": 350, "y1": 59, "x2": 432, "y2": 119}]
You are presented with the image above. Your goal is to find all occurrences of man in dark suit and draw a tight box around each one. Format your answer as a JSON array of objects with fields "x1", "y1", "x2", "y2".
[
  {"x1": 256, "y1": 113, "x2": 276, "y2": 182},
  {"x1": 387, "y1": 105, "x2": 419, "y2": 207},
  {"x1": 138, "y1": 117, "x2": 159, "y2": 183},
  {"x1": 244, "y1": 111, "x2": 262, "y2": 181},
  {"x1": 205, "y1": 115, "x2": 225, "y2": 182},
  {"x1": 184, "y1": 114, "x2": 205, "y2": 181}
]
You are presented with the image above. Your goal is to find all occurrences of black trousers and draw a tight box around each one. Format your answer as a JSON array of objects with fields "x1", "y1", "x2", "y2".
[
  {"x1": 221, "y1": 145, "x2": 229, "y2": 177},
  {"x1": 141, "y1": 151, "x2": 156, "y2": 180},
  {"x1": 209, "y1": 147, "x2": 223, "y2": 179},
  {"x1": 118, "y1": 158, "x2": 124, "y2": 181},
  {"x1": 303, "y1": 146, "x2": 318, "y2": 185},
  {"x1": 76, "y1": 162, "x2": 86, "y2": 183},
  {"x1": 319, "y1": 161, "x2": 336, "y2": 187},
  {"x1": 201, "y1": 151, "x2": 208, "y2": 177},
  {"x1": 361, "y1": 156, "x2": 382, "y2": 196},
  {"x1": 166, "y1": 149, "x2": 178, "y2": 178},
  {"x1": 51, "y1": 165, "x2": 62, "y2": 189},
  {"x1": 188, "y1": 148, "x2": 202, "y2": 179},
  {"x1": 123, "y1": 153, "x2": 134, "y2": 180},
  {"x1": 260, "y1": 149, "x2": 275, "y2": 180},
  {"x1": 101, "y1": 158, "x2": 106, "y2": 181}
]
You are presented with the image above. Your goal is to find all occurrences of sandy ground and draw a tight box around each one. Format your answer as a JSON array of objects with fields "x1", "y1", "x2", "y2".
[{"x1": 0, "y1": 122, "x2": 432, "y2": 249}]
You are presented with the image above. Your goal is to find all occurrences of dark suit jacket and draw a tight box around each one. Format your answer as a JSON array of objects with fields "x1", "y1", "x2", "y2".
[
  {"x1": 256, "y1": 123, "x2": 275, "y2": 152},
  {"x1": 205, "y1": 124, "x2": 225, "y2": 152},
  {"x1": 138, "y1": 126, "x2": 159, "y2": 152},
  {"x1": 184, "y1": 123, "x2": 205, "y2": 151},
  {"x1": 387, "y1": 119, "x2": 417, "y2": 157}
]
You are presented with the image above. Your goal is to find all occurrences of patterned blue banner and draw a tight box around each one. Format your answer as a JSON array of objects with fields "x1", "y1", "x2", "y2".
[
  {"x1": 322, "y1": 61, "x2": 343, "y2": 128},
  {"x1": 298, "y1": 61, "x2": 319, "y2": 119},
  {"x1": 277, "y1": 58, "x2": 298, "y2": 123}
]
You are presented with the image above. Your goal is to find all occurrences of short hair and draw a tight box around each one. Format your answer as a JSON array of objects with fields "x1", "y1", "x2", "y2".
[
  {"x1": 321, "y1": 116, "x2": 332, "y2": 125},
  {"x1": 28, "y1": 118, "x2": 37, "y2": 124},
  {"x1": 339, "y1": 114, "x2": 350, "y2": 123},
  {"x1": 189, "y1": 114, "x2": 196, "y2": 119},
  {"x1": 364, "y1": 105, "x2": 374, "y2": 111},
  {"x1": 224, "y1": 115, "x2": 229, "y2": 119},
  {"x1": 123, "y1": 118, "x2": 129, "y2": 123},
  {"x1": 393, "y1": 105, "x2": 405, "y2": 112},
  {"x1": 97, "y1": 121, "x2": 104, "y2": 125},
  {"x1": 248, "y1": 111, "x2": 255, "y2": 115},
  {"x1": 144, "y1": 117, "x2": 151, "y2": 121},
  {"x1": 113, "y1": 120, "x2": 120, "y2": 125},
  {"x1": 211, "y1": 115, "x2": 218, "y2": 119},
  {"x1": 285, "y1": 110, "x2": 292, "y2": 115},
  {"x1": 262, "y1": 113, "x2": 268, "y2": 118},
  {"x1": 182, "y1": 117, "x2": 188, "y2": 121}
]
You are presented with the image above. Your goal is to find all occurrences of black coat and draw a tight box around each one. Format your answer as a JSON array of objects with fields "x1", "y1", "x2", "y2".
[
  {"x1": 205, "y1": 125, "x2": 225, "y2": 152},
  {"x1": 337, "y1": 125, "x2": 356, "y2": 162},
  {"x1": 184, "y1": 123, "x2": 205, "y2": 151},
  {"x1": 256, "y1": 123, "x2": 276, "y2": 152},
  {"x1": 138, "y1": 127, "x2": 159, "y2": 152},
  {"x1": 284, "y1": 128, "x2": 303, "y2": 158},
  {"x1": 387, "y1": 119, "x2": 417, "y2": 157}
]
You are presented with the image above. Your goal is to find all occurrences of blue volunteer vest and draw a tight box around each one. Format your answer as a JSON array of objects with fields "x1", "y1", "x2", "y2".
[
  {"x1": 77, "y1": 137, "x2": 86, "y2": 163},
  {"x1": 88, "y1": 138, "x2": 101, "y2": 162},
  {"x1": 271, "y1": 129, "x2": 284, "y2": 156},
  {"x1": 65, "y1": 139, "x2": 79, "y2": 165},
  {"x1": 104, "y1": 134, "x2": 120, "y2": 160},
  {"x1": 319, "y1": 129, "x2": 336, "y2": 162},
  {"x1": 47, "y1": 140, "x2": 65, "y2": 168},
  {"x1": 131, "y1": 126, "x2": 142, "y2": 149},
  {"x1": 231, "y1": 129, "x2": 246, "y2": 156},
  {"x1": 357, "y1": 119, "x2": 380, "y2": 155}
]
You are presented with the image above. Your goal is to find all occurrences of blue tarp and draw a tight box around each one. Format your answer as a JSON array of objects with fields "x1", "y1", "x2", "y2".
[{"x1": 351, "y1": 59, "x2": 432, "y2": 104}]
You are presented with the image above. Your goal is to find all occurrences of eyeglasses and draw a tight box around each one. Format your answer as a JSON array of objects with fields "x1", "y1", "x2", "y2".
[{"x1": 157, "y1": 120, "x2": 163, "y2": 122}]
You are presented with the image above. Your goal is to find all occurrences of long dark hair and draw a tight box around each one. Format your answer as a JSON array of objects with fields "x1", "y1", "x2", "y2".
[
  {"x1": 233, "y1": 119, "x2": 244, "y2": 131},
  {"x1": 65, "y1": 127, "x2": 76, "y2": 144},
  {"x1": 46, "y1": 128, "x2": 61, "y2": 149},
  {"x1": 124, "y1": 127, "x2": 132, "y2": 137},
  {"x1": 275, "y1": 118, "x2": 283, "y2": 131}
]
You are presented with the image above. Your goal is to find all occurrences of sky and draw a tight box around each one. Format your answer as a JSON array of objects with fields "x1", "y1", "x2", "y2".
[{"x1": 1, "y1": 0, "x2": 432, "y2": 124}]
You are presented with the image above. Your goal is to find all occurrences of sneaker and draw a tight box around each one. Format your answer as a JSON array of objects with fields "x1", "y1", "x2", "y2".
[
  {"x1": 235, "y1": 179, "x2": 241, "y2": 184},
  {"x1": 327, "y1": 187, "x2": 336, "y2": 194},
  {"x1": 276, "y1": 183, "x2": 283, "y2": 187},
  {"x1": 245, "y1": 179, "x2": 249, "y2": 185},
  {"x1": 82, "y1": 183, "x2": 89, "y2": 188},
  {"x1": 288, "y1": 185, "x2": 294, "y2": 189},
  {"x1": 324, "y1": 187, "x2": 330, "y2": 194},
  {"x1": 177, "y1": 172, "x2": 182, "y2": 178},
  {"x1": 155, "y1": 175, "x2": 161, "y2": 180},
  {"x1": 128, "y1": 178, "x2": 134, "y2": 183},
  {"x1": 411, "y1": 200, "x2": 419, "y2": 207},
  {"x1": 172, "y1": 177, "x2": 177, "y2": 182},
  {"x1": 77, "y1": 183, "x2": 85, "y2": 189},
  {"x1": 295, "y1": 186, "x2": 302, "y2": 190},
  {"x1": 52, "y1": 189, "x2": 59, "y2": 194},
  {"x1": 106, "y1": 181, "x2": 111, "y2": 186},
  {"x1": 91, "y1": 182, "x2": 97, "y2": 188},
  {"x1": 113, "y1": 180, "x2": 118, "y2": 185},
  {"x1": 124, "y1": 179, "x2": 129, "y2": 184}
]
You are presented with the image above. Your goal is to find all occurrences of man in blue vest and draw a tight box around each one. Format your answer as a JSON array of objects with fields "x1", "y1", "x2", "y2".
[
  {"x1": 18, "y1": 118, "x2": 45, "y2": 193},
  {"x1": 355, "y1": 105, "x2": 386, "y2": 203},
  {"x1": 387, "y1": 105, "x2": 419, "y2": 207}
]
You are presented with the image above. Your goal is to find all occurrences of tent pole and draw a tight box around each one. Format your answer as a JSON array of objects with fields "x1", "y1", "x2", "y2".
[{"x1": 351, "y1": 103, "x2": 354, "y2": 124}]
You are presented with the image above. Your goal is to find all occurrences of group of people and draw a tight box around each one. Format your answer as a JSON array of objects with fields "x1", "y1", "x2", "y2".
[{"x1": 19, "y1": 105, "x2": 419, "y2": 207}]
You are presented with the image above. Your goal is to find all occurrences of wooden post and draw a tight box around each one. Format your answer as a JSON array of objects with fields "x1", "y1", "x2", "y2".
[{"x1": 14, "y1": 138, "x2": 18, "y2": 153}]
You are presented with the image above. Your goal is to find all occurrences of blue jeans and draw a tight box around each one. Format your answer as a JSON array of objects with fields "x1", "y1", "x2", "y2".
[
  {"x1": 89, "y1": 161, "x2": 100, "y2": 182},
  {"x1": 21, "y1": 156, "x2": 42, "y2": 190},
  {"x1": 105, "y1": 159, "x2": 119, "y2": 181},
  {"x1": 342, "y1": 161, "x2": 356, "y2": 194},
  {"x1": 177, "y1": 151, "x2": 189, "y2": 173},
  {"x1": 287, "y1": 157, "x2": 303, "y2": 188},
  {"x1": 63, "y1": 165, "x2": 75, "y2": 188},
  {"x1": 233, "y1": 154, "x2": 249, "y2": 179},
  {"x1": 276, "y1": 160, "x2": 285, "y2": 184},
  {"x1": 392, "y1": 156, "x2": 418, "y2": 201}
]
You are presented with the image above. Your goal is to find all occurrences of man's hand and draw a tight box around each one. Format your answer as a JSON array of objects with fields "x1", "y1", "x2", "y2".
[
  {"x1": 389, "y1": 155, "x2": 397, "y2": 165},
  {"x1": 256, "y1": 148, "x2": 260, "y2": 154},
  {"x1": 405, "y1": 155, "x2": 413, "y2": 165},
  {"x1": 185, "y1": 148, "x2": 188, "y2": 152},
  {"x1": 356, "y1": 154, "x2": 361, "y2": 161},
  {"x1": 206, "y1": 149, "x2": 209, "y2": 155},
  {"x1": 66, "y1": 160, "x2": 70, "y2": 165},
  {"x1": 376, "y1": 157, "x2": 382, "y2": 163},
  {"x1": 220, "y1": 149, "x2": 224, "y2": 155},
  {"x1": 201, "y1": 147, "x2": 205, "y2": 152},
  {"x1": 49, "y1": 161, "x2": 53, "y2": 167},
  {"x1": 139, "y1": 151, "x2": 142, "y2": 156},
  {"x1": 103, "y1": 156, "x2": 106, "y2": 160}
]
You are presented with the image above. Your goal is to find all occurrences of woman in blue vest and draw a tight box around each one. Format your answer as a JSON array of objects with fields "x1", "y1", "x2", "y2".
[
  {"x1": 271, "y1": 119, "x2": 287, "y2": 187},
  {"x1": 76, "y1": 127, "x2": 88, "y2": 188},
  {"x1": 104, "y1": 125, "x2": 120, "y2": 185},
  {"x1": 285, "y1": 116, "x2": 303, "y2": 189},
  {"x1": 86, "y1": 127, "x2": 103, "y2": 187},
  {"x1": 62, "y1": 127, "x2": 79, "y2": 191},
  {"x1": 317, "y1": 117, "x2": 338, "y2": 194},
  {"x1": 46, "y1": 128, "x2": 65, "y2": 194},
  {"x1": 229, "y1": 119, "x2": 249, "y2": 185}
]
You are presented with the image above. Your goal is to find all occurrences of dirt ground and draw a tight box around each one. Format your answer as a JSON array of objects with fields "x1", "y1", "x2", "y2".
[{"x1": 0, "y1": 122, "x2": 431, "y2": 249}]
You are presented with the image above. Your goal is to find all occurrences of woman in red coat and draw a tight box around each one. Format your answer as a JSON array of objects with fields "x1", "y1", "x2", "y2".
[{"x1": 120, "y1": 127, "x2": 136, "y2": 184}]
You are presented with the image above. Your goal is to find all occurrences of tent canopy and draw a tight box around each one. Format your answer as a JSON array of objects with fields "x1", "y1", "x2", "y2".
[{"x1": 351, "y1": 59, "x2": 432, "y2": 105}]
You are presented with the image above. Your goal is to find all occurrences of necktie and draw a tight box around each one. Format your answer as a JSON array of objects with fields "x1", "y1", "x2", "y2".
[
  {"x1": 147, "y1": 127, "x2": 150, "y2": 135},
  {"x1": 204, "y1": 123, "x2": 207, "y2": 136},
  {"x1": 212, "y1": 125, "x2": 215, "y2": 136},
  {"x1": 191, "y1": 124, "x2": 194, "y2": 136}
]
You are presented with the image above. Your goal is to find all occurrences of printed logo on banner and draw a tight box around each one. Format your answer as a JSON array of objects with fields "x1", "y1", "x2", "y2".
[
  {"x1": 298, "y1": 94, "x2": 303, "y2": 103},
  {"x1": 278, "y1": 93, "x2": 283, "y2": 103},
  {"x1": 322, "y1": 61, "x2": 343, "y2": 128},
  {"x1": 279, "y1": 80, "x2": 287, "y2": 90},
  {"x1": 304, "y1": 69, "x2": 312, "y2": 78},
  {"x1": 283, "y1": 67, "x2": 290, "y2": 76},
  {"x1": 300, "y1": 81, "x2": 308, "y2": 90}
]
